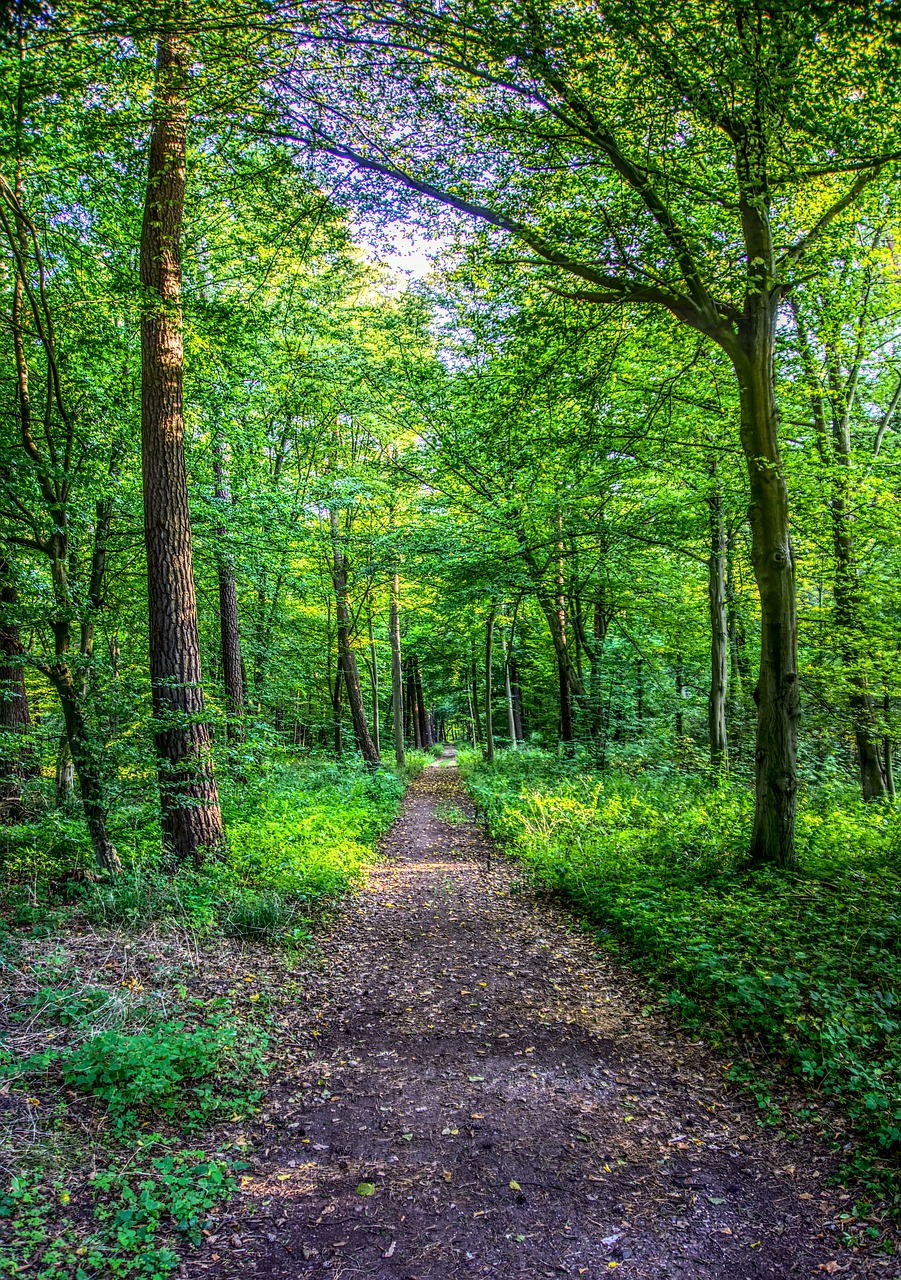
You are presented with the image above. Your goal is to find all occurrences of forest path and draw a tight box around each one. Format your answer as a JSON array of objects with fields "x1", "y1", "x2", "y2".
[{"x1": 204, "y1": 762, "x2": 892, "y2": 1280}]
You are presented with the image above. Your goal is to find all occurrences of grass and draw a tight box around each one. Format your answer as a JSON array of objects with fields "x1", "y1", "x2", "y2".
[{"x1": 459, "y1": 747, "x2": 901, "y2": 1196}]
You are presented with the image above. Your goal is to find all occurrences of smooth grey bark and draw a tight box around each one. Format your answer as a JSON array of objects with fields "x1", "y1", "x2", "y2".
[
  {"x1": 484, "y1": 603, "x2": 496, "y2": 763},
  {"x1": 707, "y1": 459, "x2": 729, "y2": 775},
  {"x1": 389, "y1": 573, "x2": 405, "y2": 767}
]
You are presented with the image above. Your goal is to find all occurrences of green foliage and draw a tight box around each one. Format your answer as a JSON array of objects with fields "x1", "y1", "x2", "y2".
[
  {"x1": 8, "y1": 1017, "x2": 266, "y2": 1134},
  {"x1": 463, "y1": 750, "x2": 901, "y2": 1161},
  {"x1": 1, "y1": 1147, "x2": 241, "y2": 1279}
]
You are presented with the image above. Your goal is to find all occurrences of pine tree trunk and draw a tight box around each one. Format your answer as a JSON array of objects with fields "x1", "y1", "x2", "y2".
[
  {"x1": 389, "y1": 574, "x2": 405, "y2": 767},
  {"x1": 707, "y1": 460, "x2": 729, "y2": 776},
  {"x1": 140, "y1": 32, "x2": 223, "y2": 863},
  {"x1": 328, "y1": 509, "x2": 379, "y2": 765},
  {"x1": 484, "y1": 604, "x2": 496, "y2": 763},
  {"x1": 213, "y1": 435, "x2": 245, "y2": 744}
]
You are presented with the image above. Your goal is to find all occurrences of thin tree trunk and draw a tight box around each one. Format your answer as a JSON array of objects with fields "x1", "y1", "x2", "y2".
[
  {"x1": 140, "y1": 32, "x2": 223, "y2": 863},
  {"x1": 367, "y1": 613, "x2": 380, "y2": 758},
  {"x1": 213, "y1": 434, "x2": 245, "y2": 744},
  {"x1": 707, "y1": 460, "x2": 729, "y2": 776},
  {"x1": 414, "y1": 658, "x2": 429, "y2": 748},
  {"x1": 725, "y1": 534, "x2": 747, "y2": 764},
  {"x1": 674, "y1": 655, "x2": 684, "y2": 743},
  {"x1": 0, "y1": 561, "x2": 35, "y2": 799},
  {"x1": 55, "y1": 733, "x2": 74, "y2": 808},
  {"x1": 470, "y1": 651, "x2": 483, "y2": 744},
  {"x1": 556, "y1": 517, "x2": 575, "y2": 750},
  {"x1": 485, "y1": 603, "x2": 496, "y2": 763},
  {"x1": 48, "y1": 666, "x2": 119, "y2": 874},
  {"x1": 328, "y1": 508, "x2": 379, "y2": 765},
  {"x1": 884, "y1": 692, "x2": 896, "y2": 799},
  {"x1": 389, "y1": 573, "x2": 405, "y2": 767},
  {"x1": 332, "y1": 666, "x2": 343, "y2": 756},
  {"x1": 504, "y1": 627, "x2": 517, "y2": 749},
  {"x1": 510, "y1": 656, "x2": 524, "y2": 743}
]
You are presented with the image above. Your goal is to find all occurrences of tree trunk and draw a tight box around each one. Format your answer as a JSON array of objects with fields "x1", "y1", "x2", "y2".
[
  {"x1": 140, "y1": 32, "x2": 223, "y2": 864},
  {"x1": 0, "y1": 563, "x2": 35, "y2": 799},
  {"x1": 504, "y1": 628, "x2": 517, "y2": 749},
  {"x1": 367, "y1": 613, "x2": 380, "y2": 758},
  {"x1": 213, "y1": 434, "x2": 245, "y2": 744},
  {"x1": 510, "y1": 656, "x2": 524, "y2": 743},
  {"x1": 328, "y1": 508, "x2": 379, "y2": 765},
  {"x1": 389, "y1": 574, "x2": 405, "y2": 767},
  {"x1": 470, "y1": 651, "x2": 483, "y2": 743},
  {"x1": 725, "y1": 535, "x2": 747, "y2": 764},
  {"x1": 556, "y1": 519, "x2": 575, "y2": 751},
  {"x1": 707, "y1": 460, "x2": 729, "y2": 776},
  {"x1": 48, "y1": 666, "x2": 120, "y2": 874},
  {"x1": 484, "y1": 604, "x2": 496, "y2": 763},
  {"x1": 55, "y1": 733, "x2": 74, "y2": 808},
  {"x1": 733, "y1": 331, "x2": 799, "y2": 869},
  {"x1": 414, "y1": 658, "x2": 429, "y2": 748},
  {"x1": 884, "y1": 692, "x2": 896, "y2": 799},
  {"x1": 332, "y1": 666, "x2": 343, "y2": 756}
]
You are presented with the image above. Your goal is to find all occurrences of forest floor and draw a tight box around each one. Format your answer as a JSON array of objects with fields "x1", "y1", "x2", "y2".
[{"x1": 199, "y1": 751, "x2": 901, "y2": 1280}]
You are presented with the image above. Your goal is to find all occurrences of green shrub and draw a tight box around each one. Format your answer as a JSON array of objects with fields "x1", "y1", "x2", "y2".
[
  {"x1": 223, "y1": 889, "x2": 296, "y2": 938},
  {"x1": 462, "y1": 750, "x2": 901, "y2": 1160},
  {"x1": 8, "y1": 1017, "x2": 267, "y2": 1134}
]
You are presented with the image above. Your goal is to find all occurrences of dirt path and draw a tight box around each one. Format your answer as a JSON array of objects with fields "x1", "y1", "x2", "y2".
[{"x1": 203, "y1": 759, "x2": 897, "y2": 1279}]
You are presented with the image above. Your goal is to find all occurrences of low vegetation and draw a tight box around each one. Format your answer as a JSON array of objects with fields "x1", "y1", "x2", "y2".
[
  {"x1": 461, "y1": 748, "x2": 901, "y2": 1193},
  {"x1": 0, "y1": 749, "x2": 429, "y2": 1277}
]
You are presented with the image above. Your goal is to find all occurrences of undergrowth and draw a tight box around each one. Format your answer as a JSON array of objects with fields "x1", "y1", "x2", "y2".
[
  {"x1": 460, "y1": 747, "x2": 901, "y2": 1198},
  {"x1": 0, "y1": 748, "x2": 428, "y2": 1277}
]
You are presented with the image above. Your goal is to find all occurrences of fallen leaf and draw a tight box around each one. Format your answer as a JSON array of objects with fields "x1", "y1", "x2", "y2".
[
  {"x1": 509, "y1": 1179, "x2": 522, "y2": 1191},
  {"x1": 356, "y1": 1182, "x2": 376, "y2": 1196}
]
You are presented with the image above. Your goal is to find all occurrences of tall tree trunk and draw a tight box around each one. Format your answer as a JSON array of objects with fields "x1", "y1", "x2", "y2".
[
  {"x1": 556, "y1": 517, "x2": 575, "y2": 750},
  {"x1": 389, "y1": 573, "x2": 405, "y2": 767},
  {"x1": 414, "y1": 658, "x2": 429, "y2": 748},
  {"x1": 213, "y1": 434, "x2": 245, "y2": 744},
  {"x1": 791, "y1": 301, "x2": 886, "y2": 801},
  {"x1": 0, "y1": 562, "x2": 35, "y2": 800},
  {"x1": 725, "y1": 535, "x2": 747, "y2": 765},
  {"x1": 332, "y1": 666, "x2": 343, "y2": 756},
  {"x1": 707, "y1": 460, "x2": 729, "y2": 776},
  {"x1": 470, "y1": 651, "x2": 483, "y2": 744},
  {"x1": 140, "y1": 32, "x2": 223, "y2": 863},
  {"x1": 504, "y1": 625, "x2": 517, "y2": 749},
  {"x1": 484, "y1": 604, "x2": 496, "y2": 763},
  {"x1": 733, "y1": 326, "x2": 799, "y2": 869},
  {"x1": 674, "y1": 655, "x2": 684, "y2": 742},
  {"x1": 883, "y1": 692, "x2": 896, "y2": 799},
  {"x1": 328, "y1": 509, "x2": 379, "y2": 765},
  {"x1": 367, "y1": 613, "x2": 380, "y2": 758},
  {"x1": 510, "y1": 656, "x2": 524, "y2": 743},
  {"x1": 48, "y1": 665, "x2": 119, "y2": 874}
]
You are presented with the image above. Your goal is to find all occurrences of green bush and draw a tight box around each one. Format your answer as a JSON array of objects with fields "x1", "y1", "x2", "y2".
[
  {"x1": 8, "y1": 1017, "x2": 267, "y2": 1134},
  {"x1": 462, "y1": 750, "x2": 901, "y2": 1159}
]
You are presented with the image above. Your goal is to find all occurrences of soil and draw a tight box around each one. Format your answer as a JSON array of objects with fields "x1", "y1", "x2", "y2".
[{"x1": 196, "y1": 753, "x2": 900, "y2": 1280}]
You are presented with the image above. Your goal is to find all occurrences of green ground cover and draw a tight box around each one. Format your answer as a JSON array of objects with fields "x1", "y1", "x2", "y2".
[
  {"x1": 460, "y1": 748, "x2": 901, "y2": 1191},
  {"x1": 0, "y1": 750, "x2": 428, "y2": 1279}
]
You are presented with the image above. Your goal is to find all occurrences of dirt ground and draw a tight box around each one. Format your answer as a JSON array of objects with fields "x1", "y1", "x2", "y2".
[{"x1": 194, "y1": 754, "x2": 900, "y2": 1280}]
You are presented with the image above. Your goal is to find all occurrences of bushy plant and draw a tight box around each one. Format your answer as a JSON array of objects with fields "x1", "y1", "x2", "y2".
[{"x1": 462, "y1": 749, "x2": 901, "y2": 1159}]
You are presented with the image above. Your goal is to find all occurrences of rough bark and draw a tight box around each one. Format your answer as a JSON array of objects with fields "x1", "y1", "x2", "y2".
[
  {"x1": 213, "y1": 435, "x2": 245, "y2": 743},
  {"x1": 140, "y1": 32, "x2": 223, "y2": 863},
  {"x1": 328, "y1": 508, "x2": 379, "y2": 765},
  {"x1": 484, "y1": 604, "x2": 496, "y2": 763},
  {"x1": 707, "y1": 461, "x2": 729, "y2": 776},
  {"x1": 389, "y1": 574, "x2": 405, "y2": 767}
]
